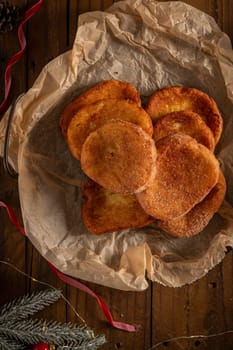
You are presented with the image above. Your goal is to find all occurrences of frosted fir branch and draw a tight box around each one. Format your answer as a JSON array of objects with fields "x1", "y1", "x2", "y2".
[
  {"x1": 0, "y1": 319, "x2": 106, "y2": 348},
  {"x1": 0, "y1": 334, "x2": 27, "y2": 350},
  {"x1": 0, "y1": 289, "x2": 62, "y2": 322},
  {"x1": 57, "y1": 337, "x2": 106, "y2": 350}
]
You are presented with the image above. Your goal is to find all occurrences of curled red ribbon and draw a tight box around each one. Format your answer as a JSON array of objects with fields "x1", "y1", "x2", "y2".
[
  {"x1": 0, "y1": 200, "x2": 137, "y2": 332},
  {"x1": 0, "y1": 0, "x2": 44, "y2": 114}
]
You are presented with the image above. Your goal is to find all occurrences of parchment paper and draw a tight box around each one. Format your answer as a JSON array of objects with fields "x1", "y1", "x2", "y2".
[{"x1": 1, "y1": 0, "x2": 233, "y2": 291}]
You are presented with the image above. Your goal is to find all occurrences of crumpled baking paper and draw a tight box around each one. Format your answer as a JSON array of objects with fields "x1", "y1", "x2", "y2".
[{"x1": 1, "y1": 0, "x2": 233, "y2": 291}]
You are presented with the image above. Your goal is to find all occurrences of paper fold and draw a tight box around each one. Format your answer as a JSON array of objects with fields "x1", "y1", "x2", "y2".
[{"x1": 1, "y1": 0, "x2": 233, "y2": 290}]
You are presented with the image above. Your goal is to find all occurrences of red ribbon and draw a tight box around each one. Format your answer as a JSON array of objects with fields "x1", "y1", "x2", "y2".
[
  {"x1": 0, "y1": 200, "x2": 137, "y2": 332},
  {"x1": 0, "y1": 201, "x2": 26, "y2": 236},
  {"x1": 0, "y1": 0, "x2": 44, "y2": 114}
]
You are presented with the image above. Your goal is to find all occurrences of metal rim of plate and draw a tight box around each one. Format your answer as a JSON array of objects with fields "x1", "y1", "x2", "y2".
[{"x1": 3, "y1": 93, "x2": 25, "y2": 178}]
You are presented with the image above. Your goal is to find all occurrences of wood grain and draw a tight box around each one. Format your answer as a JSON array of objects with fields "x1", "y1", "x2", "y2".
[
  {"x1": 0, "y1": 1, "x2": 233, "y2": 349},
  {"x1": 26, "y1": 0, "x2": 68, "y2": 87},
  {"x1": 0, "y1": 164, "x2": 26, "y2": 304},
  {"x1": 218, "y1": 0, "x2": 233, "y2": 44},
  {"x1": 0, "y1": 0, "x2": 27, "y2": 307}
]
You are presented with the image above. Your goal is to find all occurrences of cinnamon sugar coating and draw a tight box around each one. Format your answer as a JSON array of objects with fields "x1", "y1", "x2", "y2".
[
  {"x1": 157, "y1": 170, "x2": 226, "y2": 237},
  {"x1": 153, "y1": 111, "x2": 215, "y2": 152},
  {"x1": 145, "y1": 86, "x2": 223, "y2": 144},
  {"x1": 136, "y1": 134, "x2": 219, "y2": 221},
  {"x1": 81, "y1": 120, "x2": 157, "y2": 194},
  {"x1": 67, "y1": 98, "x2": 152, "y2": 160},
  {"x1": 60, "y1": 79, "x2": 141, "y2": 139}
]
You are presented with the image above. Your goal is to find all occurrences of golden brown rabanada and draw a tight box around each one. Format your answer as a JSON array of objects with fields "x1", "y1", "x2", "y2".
[
  {"x1": 67, "y1": 98, "x2": 153, "y2": 160},
  {"x1": 60, "y1": 80, "x2": 226, "y2": 237},
  {"x1": 82, "y1": 180, "x2": 154, "y2": 235},
  {"x1": 145, "y1": 86, "x2": 223, "y2": 144},
  {"x1": 60, "y1": 79, "x2": 141, "y2": 139}
]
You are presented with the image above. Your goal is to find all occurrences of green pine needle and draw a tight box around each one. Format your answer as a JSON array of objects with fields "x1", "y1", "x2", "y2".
[{"x1": 0, "y1": 289, "x2": 62, "y2": 322}]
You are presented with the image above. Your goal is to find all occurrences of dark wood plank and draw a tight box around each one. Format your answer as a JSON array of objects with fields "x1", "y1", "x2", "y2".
[
  {"x1": 77, "y1": 0, "x2": 92, "y2": 14},
  {"x1": 187, "y1": 266, "x2": 226, "y2": 349},
  {"x1": 152, "y1": 256, "x2": 233, "y2": 350},
  {"x1": 108, "y1": 286, "x2": 151, "y2": 349},
  {"x1": 0, "y1": 163, "x2": 26, "y2": 304},
  {"x1": 26, "y1": 0, "x2": 68, "y2": 87},
  {"x1": 26, "y1": 245, "x2": 67, "y2": 323},
  {"x1": 102, "y1": 0, "x2": 115, "y2": 10},
  {"x1": 0, "y1": 0, "x2": 27, "y2": 305},
  {"x1": 90, "y1": 0, "x2": 102, "y2": 11},
  {"x1": 68, "y1": 280, "x2": 151, "y2": 349},
  {"x1": 24, "y1": 0, "x2": 69, "y2": 326},
  {"x1": 221, "y1": 251, "x2": 233, "y2": 348},
  {"x1": 0, "y1": 0, "x2": 27, "y2": 117},
  {"x1": 68, "y1": 1, "x2": 79, "y2": 49},
  {"x1": 68, "y1": 281, "x2": 112, "y2": 345},
  {"x1": 152, "y1": 283, "x2": 188, "y2": 349},
  {"x1": 217, "y1": 0, "x2": 233, "y2": 43}
]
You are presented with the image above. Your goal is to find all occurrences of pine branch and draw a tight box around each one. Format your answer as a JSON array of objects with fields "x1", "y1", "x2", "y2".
[
  {"x1": 0, "y1": 319, "x2": 106, "y2": 348},
  {"x1": 0, "y1": 289, "x2": 62, "y2": 322},
  {"x1": 0, "y1": 288, "x2": 106, "y2": 349},
  {"x1": 0, "y1": 334, "x2": 27, "y2": 350}
]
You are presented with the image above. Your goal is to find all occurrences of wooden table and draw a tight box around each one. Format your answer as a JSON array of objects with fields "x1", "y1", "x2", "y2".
[{"x1": 0, "y1": 1, "x2": 233, "y2": 349}]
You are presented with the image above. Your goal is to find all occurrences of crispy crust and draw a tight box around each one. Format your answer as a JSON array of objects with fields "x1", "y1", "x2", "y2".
[
  {"x1": 82, "y1": 180, "x2": 154, "y2": 235},
  {"x1": 60, "y1": 80, "x2": 141, "y2": 139},
  {"x1": 80, "y1": 120, "x2": 157, "y2": 194},
  {"x1": 136, "y1": 134, "x2": 219, "y2": 220},
  {"x1": 153, "y1": 111, "x2": 215, "y2": 152},
  {"x1": 157, "y1": 170, "x2": 226, "y2": 237},
  {"x1": 67, "y1": 99, "x2": 153, "y2": 160},
  {"x1": 145, "y1": 86, "x2": 223, "y2": 144}
]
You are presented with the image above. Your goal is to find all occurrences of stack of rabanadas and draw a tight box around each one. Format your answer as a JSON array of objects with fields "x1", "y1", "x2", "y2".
[{"x1": 59, "y1": 80, "x2": 226, "y2": 237}]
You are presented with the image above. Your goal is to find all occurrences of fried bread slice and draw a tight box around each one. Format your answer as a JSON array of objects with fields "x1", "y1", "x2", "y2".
[
  {"x1": 82, "y1": 180, "x2": 154, "y2": 235},
  {"x1": 136, "y1": 133, "x2": 219, "y2": 220},
  {"x1": 157, "y1": 170, "x2": 226, "y2": 237},
  {"x1": 153, "y1": 111, "x2": 215, "y2": 152},
  {"x1": 145, "y1": 86, "x2": 223, "y2": 144},
  {"x1": 81, "y1": 120, "x2": 157, "y2": 194},
  {"x1": 67, "y1": 98, "x2": 153, "y2": 160},
  {"x1": 60, "y1": 79, "x2": 141, "y2": 139}
]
